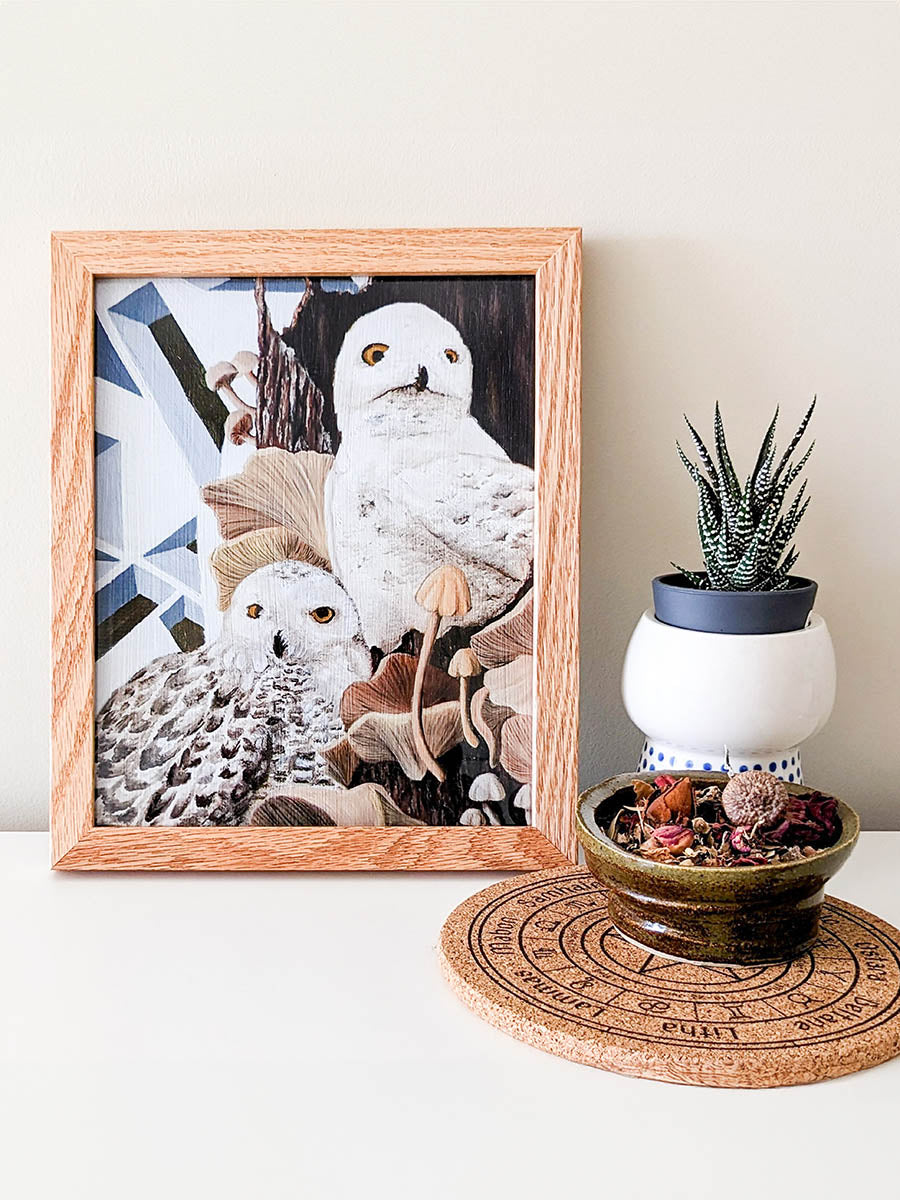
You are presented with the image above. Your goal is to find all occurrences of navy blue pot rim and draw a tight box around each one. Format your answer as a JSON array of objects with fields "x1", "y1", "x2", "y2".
[{"x1": 652, "y1": 573, "x2": 818, "y2": 635}]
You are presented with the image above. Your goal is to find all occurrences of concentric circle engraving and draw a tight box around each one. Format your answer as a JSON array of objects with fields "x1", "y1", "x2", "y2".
[{"x1": 439, "y1": 868, "x2": 900, "y2": 1087}]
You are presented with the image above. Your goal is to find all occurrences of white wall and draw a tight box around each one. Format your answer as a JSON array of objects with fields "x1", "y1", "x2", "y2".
[{"x1": 1, "y1": 0, "x2": 897, "y2": 830}]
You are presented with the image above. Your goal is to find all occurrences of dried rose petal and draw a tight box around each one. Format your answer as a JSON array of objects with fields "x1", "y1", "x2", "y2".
[
  {"x1": 654, "y1": 774, "x2": 677, "y2": 790},
  {"x1": 644, "y1": 824, "x2": 694, "y2": 855},
  {"x1": 647, "y1": 777, "x2": 693, "y2": 826},
  {"x1": 730, "y1": 827, "x2": 752, "y2": 854},
  {"x1": 632, "y1": 779, "x2": 656, "y2": 803}
]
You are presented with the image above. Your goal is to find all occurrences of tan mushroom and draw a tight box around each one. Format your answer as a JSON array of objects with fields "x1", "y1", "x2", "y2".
[
  {"x1": 206, "y1": 359, "x2": 257, "y2": 445},
  {"x1": 482, "y1": 654, "x2": 533, "y2": 715},
  {"x1": 347, "y1": 705, "x2": 463, "y2": 781},
  {"x1": 231, "y1": 350, "x2": 260, "y2": 386},
  {"x1": 209, "y1": 524, "x2": 328, "y2": 611},
  {"x1": 338, "y1": 653, "x2": 461, "y2": 781},
  {"x1": 470, "y1": 588, "x2": 533, "y2": 667},
  {"x1": 410, "y1": 566, "x2": 472, "y2": 781},
  {"x1": 202, "y1": 448, "x2": 333, "y2": 564},
  {"x1": 448, "y1": 647, "x2": 480, "y2": 747},
  {"x1": 249, "y1": 783, "x2": 424, "y2": 827},
  {"x1": 205, "y1": 359, "x2": 241, "y2": 406},
  {"x1": 469, "y1": 588, "x2": 534, "y2": 784}
]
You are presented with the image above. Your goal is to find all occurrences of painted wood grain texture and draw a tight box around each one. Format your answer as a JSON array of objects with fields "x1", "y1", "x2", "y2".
[{"x1": 51, "y1": 228, "x2": 581, "y2": 870}]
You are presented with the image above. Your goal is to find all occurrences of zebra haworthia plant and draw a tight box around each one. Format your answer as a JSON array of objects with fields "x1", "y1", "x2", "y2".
[{"x1": 674, "y1": 399, "x2": 816, "y2": 592}]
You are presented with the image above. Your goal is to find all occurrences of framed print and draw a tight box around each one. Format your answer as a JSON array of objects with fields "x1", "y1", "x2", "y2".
[{"x1": 51, "y1": 228, "x2": 581, "y2": 869}]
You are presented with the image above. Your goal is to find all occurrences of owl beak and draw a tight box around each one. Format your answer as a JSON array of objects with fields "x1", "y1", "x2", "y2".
[
  {"x1": 272, "y1": 630, "x2": 287, "y2": 659},
  {"x1": 414, "y1": 365, "x2": 428, "y2": 392}
]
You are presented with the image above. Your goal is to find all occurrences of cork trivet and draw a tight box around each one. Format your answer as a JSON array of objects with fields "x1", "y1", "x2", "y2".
[{"x1": 439, "y1": 867, "x2": 900, "y2": 1088}]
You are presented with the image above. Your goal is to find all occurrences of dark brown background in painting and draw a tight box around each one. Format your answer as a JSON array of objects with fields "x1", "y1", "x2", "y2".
[{"x1": 286, "y1": 276, "x2": 535, "y2": 466}]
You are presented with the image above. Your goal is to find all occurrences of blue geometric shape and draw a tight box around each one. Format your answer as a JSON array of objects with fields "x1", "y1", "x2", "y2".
[
  {"x1": 319, "y1": 278, "x2": 368, "y2": 294},
  {"x1": 209, "y1": 277, "x2": 308, "y2": 293},
  {"x1": 146, "y1": 518, "x2": 197, "y2": 556},
  {"x1": 145, "y1": 547, "x2": 201, "y2": 592},
  {"x1": 95, "y1": 319, "x2": 140, "y2": 394},
  {"x1": 160, "y1": 595, "x2": 204, "y2": 631},
  {"x1": 96, "y1": 566, "x2": 137, "y2": 624},
  {"x1": 95, "y1": 439, "x2": 123, "y2": 547},
  {"x1": 109, "y1": 282, "x2": 170, "y2": 325},
  {"x1": 95, "y1": 549, "x2": 118, "y2": 562}
]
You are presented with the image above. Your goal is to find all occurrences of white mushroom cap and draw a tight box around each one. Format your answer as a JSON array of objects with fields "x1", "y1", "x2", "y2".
[
  {"x1": 206, "y1": 360, "x2": 238, "y2": 391},
  {"x1": 232, "y1": 350, "x2": 260, "y2": 376},
  {"x1": 448, "y1": 647, "x2": 480, "y2": 679},
  {"x1": 513, "y1": 784, "x2": 532, "y2": 814},
  {"x1": 468, "y1": 772, "x2": 506, "y2": 806},
  {"x1": 459, "y1": 807, "x2": 487, "y2": 826}
]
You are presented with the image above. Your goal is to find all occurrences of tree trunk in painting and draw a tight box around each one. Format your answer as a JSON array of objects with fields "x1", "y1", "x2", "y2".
[
  {"x1": 254, "y1": 278, "x2": 338, "y2": 454},
  {"x1": 253, "y1": 275, "x2": 534, "y2": 464},
  {"x1": 248, "y1": 274, "x2": 535, "y2": 826}
]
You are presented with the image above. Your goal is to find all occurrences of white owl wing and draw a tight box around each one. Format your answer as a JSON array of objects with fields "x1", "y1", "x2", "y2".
[
  {"x1": 398, "y1": 452, "x2": 534, "y2": 579},
  {"x1": 95, "y1": 647, "x2": 273, "y2": 827}
]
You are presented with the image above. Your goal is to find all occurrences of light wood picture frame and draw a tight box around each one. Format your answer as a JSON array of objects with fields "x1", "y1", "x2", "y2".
[{"x1": 51, "y1": 228, "x2": 581, "y2": 870}]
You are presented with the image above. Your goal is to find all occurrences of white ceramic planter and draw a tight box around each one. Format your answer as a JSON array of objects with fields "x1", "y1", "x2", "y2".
[{"x1": 621, "y1": 611, "x2": 836, "y2": 784}]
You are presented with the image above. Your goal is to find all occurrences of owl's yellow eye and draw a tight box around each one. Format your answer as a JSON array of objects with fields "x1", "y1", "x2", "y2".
[
  {"x1": 361, "y1": 343, "x2": 388, "y2": 366},
  {"x1": 246, "y1": 604, "x2": 263, "y2": 619},
  {"x1": 444, "y1": 348, "x2": 459, "y2": 363},
  {"x1": 310, "y1": 606, "x2": 336, "y2": 624}
]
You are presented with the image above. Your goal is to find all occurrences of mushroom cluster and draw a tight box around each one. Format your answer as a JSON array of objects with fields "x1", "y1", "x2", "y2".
[
  {"x1": 202, "y1": 447, "x2": 535, "y2": 826},
  {"x1": 469, "y1": 590, "x2": 534, "y2": 784},
  {"x1": 206, "y1": 351, "x2": 260, "y2": 445}
]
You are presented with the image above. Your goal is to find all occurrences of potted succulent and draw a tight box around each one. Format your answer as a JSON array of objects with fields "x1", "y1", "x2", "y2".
[
  {"x1": 622, "y1": 401, "x2": 836, "y2": 782},
  {"x1": 655, "y1": 399, "x2": 818, "y2": 635}
]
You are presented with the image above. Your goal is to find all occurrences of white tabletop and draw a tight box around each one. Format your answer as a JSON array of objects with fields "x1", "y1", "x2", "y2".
[{"x1": 1, "y1": 832, "x2": 898, "y2": 1199}]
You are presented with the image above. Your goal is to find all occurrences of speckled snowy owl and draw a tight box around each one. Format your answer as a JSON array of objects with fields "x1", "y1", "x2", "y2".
[
  {"x1": 325, "y1": 302, "x2": 534, "y2": 652},
  {"x1": 95, "y1": 558, "x2": 371, "y2": 827}
]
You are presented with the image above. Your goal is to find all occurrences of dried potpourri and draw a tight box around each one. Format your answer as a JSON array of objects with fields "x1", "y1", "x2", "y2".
[{"x1": 604, "y1": 772, "x2": 840, "y2": 867}]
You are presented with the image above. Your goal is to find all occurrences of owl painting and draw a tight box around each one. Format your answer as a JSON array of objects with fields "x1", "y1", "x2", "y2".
[
  {"x1": 326, "y1": 302, "x2": 534, "y2": 652},
  {"x1": 96, "y1": 543, "x2": 371, "y2": 826},
  {"x1": 94, "y1": 274, "x2": 535, "y2": 830}
]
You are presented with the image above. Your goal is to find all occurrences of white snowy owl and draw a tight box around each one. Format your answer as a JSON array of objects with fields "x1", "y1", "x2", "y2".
[
  {"x1": 325, "y1": 302, "x2": 534, "y2": 652},
  {"x1": 95, "y1": 557, "x2": 371, "y2": 827}
]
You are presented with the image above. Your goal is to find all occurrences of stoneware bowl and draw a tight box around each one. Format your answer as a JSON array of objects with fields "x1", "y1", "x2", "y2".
[{"x1": 576, "y1": 771, "x2": 859, "y2": 965}]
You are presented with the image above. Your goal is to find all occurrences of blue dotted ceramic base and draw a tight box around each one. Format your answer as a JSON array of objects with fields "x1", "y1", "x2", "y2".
[{"x1": 639, "y1": 741, "x2": 803, "y2": 784}]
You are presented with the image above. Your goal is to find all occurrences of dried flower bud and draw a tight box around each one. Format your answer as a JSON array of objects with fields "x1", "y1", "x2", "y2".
[
  {"x1": 722, "y1": 770, "x2": 788, "y2": 828},
  {"x1": 643, "y1": 824, "x2": 695, "y2": 855},
  {"x1": 647, "y1": 777, "x2": 694, "y2": 826},
  {"x1": 692, "y1": 816, "x2": 710, "y2": 835}
]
